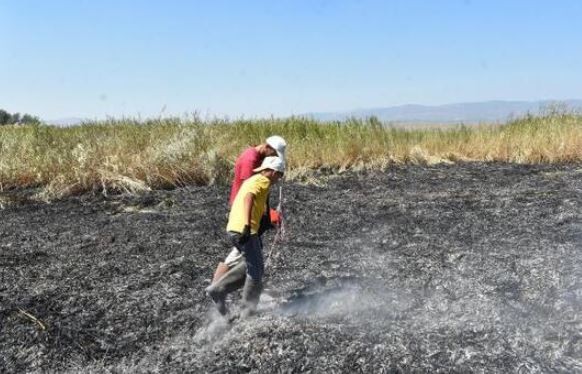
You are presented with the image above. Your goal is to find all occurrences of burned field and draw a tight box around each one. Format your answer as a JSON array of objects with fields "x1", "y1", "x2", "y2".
[{"x1": 1, "y1": 163, "x2": 581, "y2": 373}]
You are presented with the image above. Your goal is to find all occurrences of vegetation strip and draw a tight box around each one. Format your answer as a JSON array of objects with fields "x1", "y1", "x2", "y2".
[{"x1": 0, "y1": 112, "x2": 581, "y2": 198}]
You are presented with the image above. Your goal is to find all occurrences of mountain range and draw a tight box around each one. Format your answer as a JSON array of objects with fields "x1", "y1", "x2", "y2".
[
  {"x1": 46, "y1": 117, "x2": 89, "y2": 127},
  {"x1": 304, "y1": 100, "x2": 582, "y2": 124},
  {"x1": 45, "y1": 100, "x2": 582, "y2": 126}
]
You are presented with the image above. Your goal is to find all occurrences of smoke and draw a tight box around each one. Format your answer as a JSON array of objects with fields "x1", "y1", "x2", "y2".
[
  {"x1": 276, "y1": 281, "x2": 408, "y2": 322},
  {"x1": 278, "y1": 283, "x2": 370, "y2": 318},
  {"x1": 193, "y1": 309, "x2": 231, "y2": 345},
  {"x1": 271, "y1": 224, "x2": 582, "y2": 350}
]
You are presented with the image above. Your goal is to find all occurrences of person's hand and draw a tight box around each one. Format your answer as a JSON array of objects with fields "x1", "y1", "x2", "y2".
[
  {"x1": 239, "y1": 224, "x2": 251, "y2": 245},
  {"x1": 269, "y1": 208, "x2": 282, "y2": 226}
]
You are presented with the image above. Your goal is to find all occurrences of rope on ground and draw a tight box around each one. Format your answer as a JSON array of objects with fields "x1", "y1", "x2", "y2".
[{"x1": 264, "y1": 185, "x2": 286, "y2": 273}]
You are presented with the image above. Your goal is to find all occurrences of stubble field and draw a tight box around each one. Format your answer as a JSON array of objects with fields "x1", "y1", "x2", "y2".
[{"x1": 1, "y1": 162, "x2": 581, "y2": 373}]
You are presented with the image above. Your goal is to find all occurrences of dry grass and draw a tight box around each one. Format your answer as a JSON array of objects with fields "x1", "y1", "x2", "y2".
[{"x1": 0, "y1": 113, "x2": 581, "y2": 197}]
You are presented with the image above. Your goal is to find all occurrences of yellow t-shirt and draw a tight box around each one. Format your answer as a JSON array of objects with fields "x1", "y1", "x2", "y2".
[{"x1": 226, "y1": 174, "x2": 271, "y2": 234}]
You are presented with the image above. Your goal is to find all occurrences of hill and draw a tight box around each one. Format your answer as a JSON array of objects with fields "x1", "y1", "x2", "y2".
[{"x1": 306, "y1": 99, "x2": 582, "y2": 123}]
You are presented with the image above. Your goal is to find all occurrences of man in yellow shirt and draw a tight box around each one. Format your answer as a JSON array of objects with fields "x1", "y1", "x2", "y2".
[
  {"x1": 210, "y1": 135, "x2": 286, "y2": 285},
  {"x1": 206, "y1": 156, "x2": 285, "y2": 317}
]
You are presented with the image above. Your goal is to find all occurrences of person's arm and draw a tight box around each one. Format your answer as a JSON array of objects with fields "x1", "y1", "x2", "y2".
[
  {"x1": 243, "y1": 192, "x2": 254, "y2": 227},
  {"x1": 236, "y1": 192, "x2": 254, "y2": 244}
]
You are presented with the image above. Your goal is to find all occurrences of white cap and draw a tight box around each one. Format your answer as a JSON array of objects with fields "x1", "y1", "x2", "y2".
[
  {"x1": 266, "y1": 135, "x2": 287, "y2": 158},
  {"x1": 253, "y1": 156, "x2": 285, "y2": 174}
]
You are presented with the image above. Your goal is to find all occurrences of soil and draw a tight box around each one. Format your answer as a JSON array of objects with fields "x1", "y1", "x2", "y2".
[{"x1": 1, "y1": 163, "x2": 581, "y2": 373}]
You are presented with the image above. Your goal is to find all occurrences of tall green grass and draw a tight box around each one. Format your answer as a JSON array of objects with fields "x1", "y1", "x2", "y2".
[{"x1": 0, "y1": 113, "x2": 581, "y2": 197}]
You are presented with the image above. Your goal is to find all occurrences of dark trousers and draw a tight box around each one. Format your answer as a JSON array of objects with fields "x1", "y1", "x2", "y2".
[{"x1": 227, "y1": 232, "x2": 264, "y2": 282}]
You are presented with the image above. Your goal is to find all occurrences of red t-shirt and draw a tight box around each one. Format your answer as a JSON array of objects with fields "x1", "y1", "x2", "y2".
[{"x1": 229, "y1": 147, "x2": 263, "y2": 205}]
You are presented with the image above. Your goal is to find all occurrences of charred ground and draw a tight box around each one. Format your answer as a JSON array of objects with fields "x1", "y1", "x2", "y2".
[{"x1": 1, "y1": 163, "x2": 581, "y2": 373}]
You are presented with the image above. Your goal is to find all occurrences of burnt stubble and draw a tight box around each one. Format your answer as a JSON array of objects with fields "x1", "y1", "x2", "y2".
[{"x1": 1, "y1": 163, "x2": 581, "y2": 373}]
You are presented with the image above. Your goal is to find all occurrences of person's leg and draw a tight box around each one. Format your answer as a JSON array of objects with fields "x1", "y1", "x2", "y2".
[
  {"x1": 241, "y1": 277, "x2": 263, "y2": 317},
  {"x1": 240, "y1": 235, "x2": 264, "y2": 316},
  {"x1": 211, "y1": 247, "x2": 243, "y2": 284},
  {"x1": 205, "y1": 261, "x2": 246, "y2": 315},
  {"x1": 211, "y1": 262, "x2": 229, "y2": 284},
  {"x1": 205, "y1": 232, "x2": 246, "y2": 315}
]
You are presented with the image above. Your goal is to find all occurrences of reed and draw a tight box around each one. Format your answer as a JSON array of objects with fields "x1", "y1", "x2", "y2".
[{"x1": 0, "y1": 113, "x2": 580, "y2": 197}]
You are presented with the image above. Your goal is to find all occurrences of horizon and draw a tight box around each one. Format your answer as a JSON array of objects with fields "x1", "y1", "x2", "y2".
[
  {"x1": 2, "y1": 1, "x2": 581, "y2": 120},
  {"x1": 42, "y1": 98, "x2": 582, "y2": 125}
]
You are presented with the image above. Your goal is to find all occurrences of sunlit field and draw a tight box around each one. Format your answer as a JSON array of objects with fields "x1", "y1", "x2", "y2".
[{"x1": 0, "y1": 112, "x2": 581, "y2": 197}]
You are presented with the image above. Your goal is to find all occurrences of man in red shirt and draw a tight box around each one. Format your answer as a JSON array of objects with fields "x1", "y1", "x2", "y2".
[
  {"x1": 210, "y1": 136, "x2": 287, "y2": 286},
  {"x1": 229, "y1": 135, "x2": 286, "y2": 205}
]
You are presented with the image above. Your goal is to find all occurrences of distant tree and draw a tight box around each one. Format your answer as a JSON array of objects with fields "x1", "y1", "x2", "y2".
[
  {"x1": 0, "y1": 109, "x2": 10, "y2": 125},
  {"x1": 10, "y1": 112, "x2": 21, "y2": 124},
  {"x1": 0, "y1": 109, "x2": 41, "y2": 125},
  {"x1": 21, "y1": 113, "x2": 40, "y2": 124}
]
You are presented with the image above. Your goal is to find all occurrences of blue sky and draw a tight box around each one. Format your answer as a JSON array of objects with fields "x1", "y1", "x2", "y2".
[{"x1": 1, "y1": 0, "x2": 581, "y2": 120}]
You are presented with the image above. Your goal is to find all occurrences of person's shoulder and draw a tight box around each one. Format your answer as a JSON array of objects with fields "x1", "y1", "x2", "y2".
[
  {"x1": 236, "y1": 147, "x2": 259, "y2": 166},
  {"x1": 246, "y1": 173, "x2": 262, "y2": 182},
  {"x1": 245, "y1": 174, "x2": 269, "y2": 187},
  {"x1": 240, "y1": 147, "x2": 259, "y2": 158},
  {"x1": 241, "y1": 173, "x2": 258, "y2": 185},
  {"x1": 255, "y1": 175, "x2": 271, "y2": 187},
  {"x1": 235, "y1": 147, "x2": 251, "y2": 161}
]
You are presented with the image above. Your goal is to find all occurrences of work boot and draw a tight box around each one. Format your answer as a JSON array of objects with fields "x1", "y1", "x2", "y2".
[
  {"x1": 205, "y1": 261, "x2": 246, "y2": 315},
  {"x1": 206, "y1": 288, "x2": 228, "y2": 316},
  {"x1": 241, "y1": 276, "x2": 263, "y2": 318}
]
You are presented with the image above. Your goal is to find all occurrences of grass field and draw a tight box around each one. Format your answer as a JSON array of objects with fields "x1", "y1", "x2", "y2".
[{"x1": 0, "y1": 112, "x2": 581, "y2": 197}]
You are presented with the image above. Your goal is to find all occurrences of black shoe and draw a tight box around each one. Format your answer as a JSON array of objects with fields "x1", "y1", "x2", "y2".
[
  {"x1": 227, "y1": 313, "x2": 240, "y2": 324},
  {"x1": 206, "y1": 288, "x2": 228, "y2": 316},
  {"x1": 240, "y1": 307, "x2": 257, "y2": 319}
]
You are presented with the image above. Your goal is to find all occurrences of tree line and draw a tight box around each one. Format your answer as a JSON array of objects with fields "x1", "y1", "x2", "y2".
[{"x1": 0, "y1": 109, "x2": 40, "y2": 125}]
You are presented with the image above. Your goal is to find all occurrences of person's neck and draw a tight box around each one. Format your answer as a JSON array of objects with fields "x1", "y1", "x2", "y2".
[
  {"x1": 255, "y1": 144, "x2": 267, "y2": 156},
  {"x1": 261, "y1": 171, "x2": 274, "y2": 182}
]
